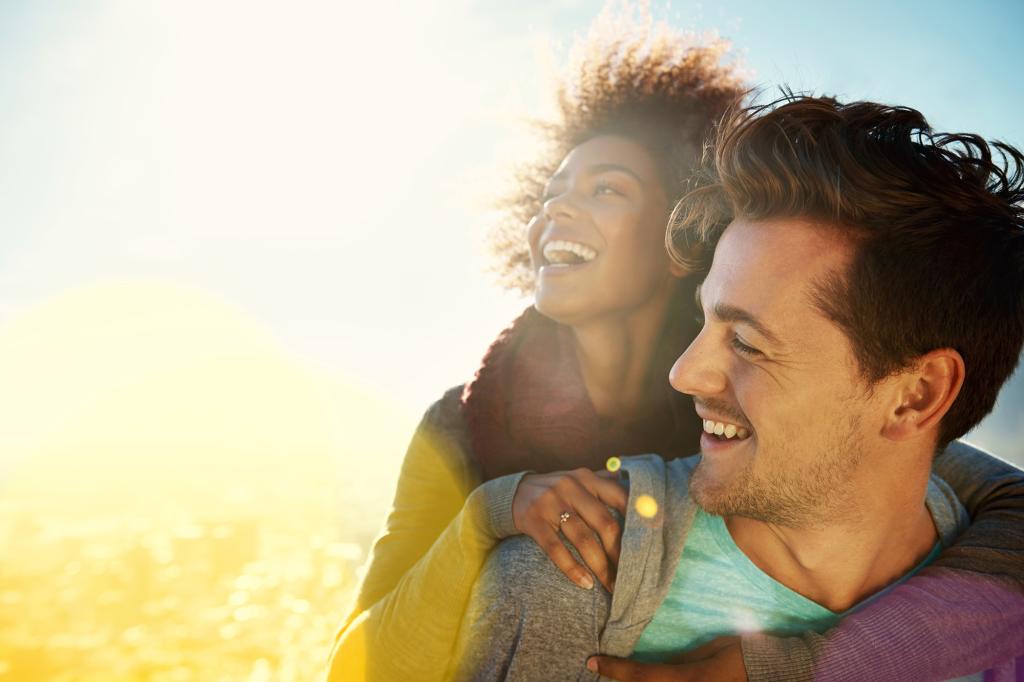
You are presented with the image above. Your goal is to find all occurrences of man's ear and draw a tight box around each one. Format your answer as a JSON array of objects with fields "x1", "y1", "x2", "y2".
[{"x1": 882, "y1": 348, "x2": 965, "y2": 442}]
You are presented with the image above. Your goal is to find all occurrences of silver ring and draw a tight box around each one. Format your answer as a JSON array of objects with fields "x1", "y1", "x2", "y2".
[{"x1": 558, "y1": 511, "x2": 571, "y2": 526}]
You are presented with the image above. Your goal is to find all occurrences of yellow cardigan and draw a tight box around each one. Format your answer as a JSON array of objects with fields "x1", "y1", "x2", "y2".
[{"x1": 328, "y1": 387, "x2": 526, "y2": 681}]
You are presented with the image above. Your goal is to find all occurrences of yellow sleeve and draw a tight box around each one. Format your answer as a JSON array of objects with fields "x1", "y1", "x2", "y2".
[{"x1": 327, "y1": 390, "x2": 525, "y2": 681}]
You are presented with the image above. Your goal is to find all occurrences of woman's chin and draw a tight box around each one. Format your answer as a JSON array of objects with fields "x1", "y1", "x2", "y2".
[{"x1": 533, "y1": 291, "x2": 589, "y2": 327}]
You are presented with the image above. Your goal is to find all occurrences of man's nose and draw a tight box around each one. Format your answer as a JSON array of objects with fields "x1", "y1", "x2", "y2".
[{"x1": 669, "y1": 330, "x2": 728, "y2": 397}]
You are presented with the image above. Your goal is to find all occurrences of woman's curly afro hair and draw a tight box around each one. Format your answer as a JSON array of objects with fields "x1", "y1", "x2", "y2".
[{"x1": 489, "y1": 3, "x2": 747, "y2": 291}]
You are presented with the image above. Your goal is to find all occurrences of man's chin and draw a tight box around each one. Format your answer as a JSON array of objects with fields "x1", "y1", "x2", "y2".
[
  {"x1": 692, "y1": 452, "x2": 772, "y2": 517},
  {"x1": 688, "y1": 458, "x2": 739, "y2": 515}
]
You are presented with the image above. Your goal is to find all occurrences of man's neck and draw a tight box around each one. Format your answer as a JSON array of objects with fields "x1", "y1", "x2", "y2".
[{"x1": 725, "y1": 469, "x2": 938, "y2": 613}]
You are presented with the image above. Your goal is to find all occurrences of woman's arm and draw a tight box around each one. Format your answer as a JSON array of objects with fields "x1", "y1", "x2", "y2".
[
  {"x1": 741, "y1": 440, "x2": 1024, "y2": 681},
  {"x1": 930, "y1": 441, "x2": 1024, "y2": 577},
  {"x1": 327, "y1": 390, "x2": 525, "y2": 682}
]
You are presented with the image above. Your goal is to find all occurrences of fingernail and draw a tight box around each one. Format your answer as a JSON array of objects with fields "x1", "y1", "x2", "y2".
[
  {"x1": 586, "y1": 657, "x2": 598, "y2": 672},
  {"x1": 578, "y1": 574, "x2": 594, "y2": 590}
]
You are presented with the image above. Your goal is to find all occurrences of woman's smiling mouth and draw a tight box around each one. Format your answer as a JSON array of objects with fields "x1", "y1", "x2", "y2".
[{"x1": 541, "y1": 240, "x2": 598, "y2": 266}]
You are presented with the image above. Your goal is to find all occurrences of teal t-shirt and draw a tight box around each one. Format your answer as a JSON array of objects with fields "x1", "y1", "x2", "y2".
[{"x1": 632, "y1": 507, "x2": 942, "y2": 662}]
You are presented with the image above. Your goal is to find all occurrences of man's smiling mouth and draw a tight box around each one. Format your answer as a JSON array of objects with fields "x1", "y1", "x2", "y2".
[{"x1": 702, "y1": 419, "x2": 750, "y2": 441}]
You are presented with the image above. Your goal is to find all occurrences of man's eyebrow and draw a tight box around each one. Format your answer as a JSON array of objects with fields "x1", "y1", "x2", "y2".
[{"x1": 695, "y1": 284, "x2": 783, "y2": 346}]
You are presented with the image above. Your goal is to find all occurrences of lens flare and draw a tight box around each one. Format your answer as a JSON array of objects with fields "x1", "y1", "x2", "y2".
[
  {"x1": 635, "y1": 494, "x2": 658, "y2": 519},
  {"x1": 605, "y1": 456, "x2": 621, "y2": 473}
]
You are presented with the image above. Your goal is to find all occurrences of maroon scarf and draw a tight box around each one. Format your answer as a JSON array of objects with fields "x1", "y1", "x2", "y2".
[{"x1": 461, "y1": 299, "x2": 703, "y2": 481}]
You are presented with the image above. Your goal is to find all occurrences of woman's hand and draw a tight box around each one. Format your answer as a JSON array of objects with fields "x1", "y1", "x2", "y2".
[{"x1": 512, "y1": 467, "x2": 628, "y2": 592}]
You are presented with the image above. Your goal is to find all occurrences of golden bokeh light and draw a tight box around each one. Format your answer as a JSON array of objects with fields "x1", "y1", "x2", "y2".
[
  {"x1": 634, "y1": 494, "x2": 659, "y2": 519},
  {"x1": 0, "y1": 280, "x2": 408, "y2": 681}
]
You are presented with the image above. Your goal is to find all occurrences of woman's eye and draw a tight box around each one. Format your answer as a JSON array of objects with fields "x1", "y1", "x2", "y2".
[
  {"x1": 730, "y1": 336, "x2": 761, "y2": 356},
  {"x1": 594, "y1": 183, "x2": 621, "y2": 197}
]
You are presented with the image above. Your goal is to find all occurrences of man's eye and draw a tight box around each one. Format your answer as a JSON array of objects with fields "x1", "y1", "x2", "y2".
[{"x1": 730, "y1": 336, "x2": 761, "y2": 356}]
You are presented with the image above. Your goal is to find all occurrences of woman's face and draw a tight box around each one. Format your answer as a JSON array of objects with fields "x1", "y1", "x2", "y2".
[{"x1": 527, "y1": 135, "x2": 680, "y2": 326}]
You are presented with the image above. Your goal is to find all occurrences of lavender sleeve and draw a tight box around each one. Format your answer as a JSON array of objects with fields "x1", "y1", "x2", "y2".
[{"x1": 741, "y1": 440, "x2": 1024, "y2": 681}]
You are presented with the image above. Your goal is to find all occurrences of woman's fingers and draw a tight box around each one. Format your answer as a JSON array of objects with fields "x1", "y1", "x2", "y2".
[
  {"x1": 559, "y1": 474, "x2": 623, "y2": 567},
  {"x1": 528, "y1": 522, "x2": 594, "y2": 590},
  {"x1": 558, "y1": 512, "x2": 615, "y2": 591},
  {"x1": 511, "y1": 468, "x2": 630, "y2": 592},
  {"x1": 580, "y1": 469, "x2": 629, "y2": 513}
]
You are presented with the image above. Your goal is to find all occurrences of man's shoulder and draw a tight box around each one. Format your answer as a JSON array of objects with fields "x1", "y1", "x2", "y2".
[
  {"x1": 481, "y1": 453, "x2": 705, "y2": 592},
  {"x1": 619, "y1": 453, "x2": 702, "y2": 491},
  {"x1": 609, "y1": 455, "x2": 702, "y2": 537},
  {"x1": 469, "y1": 534, "x2": 613, "y2": 651},
  {"x1": 457, "y1": 531, "x2": 611, "y2": 680}
]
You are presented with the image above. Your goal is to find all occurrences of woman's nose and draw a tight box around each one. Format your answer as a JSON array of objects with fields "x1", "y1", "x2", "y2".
[{"x1": 543, "y1": 190, "x2": 580, "y2": 222}]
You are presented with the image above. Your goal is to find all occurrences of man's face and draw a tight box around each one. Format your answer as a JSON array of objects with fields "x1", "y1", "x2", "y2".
[{"x1": 670, "y1": 217, "x2": 892, "y2": 527}]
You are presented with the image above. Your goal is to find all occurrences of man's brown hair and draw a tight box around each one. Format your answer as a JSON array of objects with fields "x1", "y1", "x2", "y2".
[{"x1": 670, "y1": 95, "x2": 1024, "y2": 447}]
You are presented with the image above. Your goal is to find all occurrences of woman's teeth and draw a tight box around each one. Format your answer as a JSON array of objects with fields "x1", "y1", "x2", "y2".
[
  {"x1": 543, "y1": 240, "x2": 597, "y2": 265},
  {"x1": 703, "y1": 419, "x2": 749, "y2": 440}
]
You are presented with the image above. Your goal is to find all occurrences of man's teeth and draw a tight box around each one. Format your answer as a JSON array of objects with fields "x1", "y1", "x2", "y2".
[
  {"x1": 543, "y1": 240, "x2": 597, "y2": 265},
  {"x1": 703, "y1": 419, "x2": 749, "y2": 440}
]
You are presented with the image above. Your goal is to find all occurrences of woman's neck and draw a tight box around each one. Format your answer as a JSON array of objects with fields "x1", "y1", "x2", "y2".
[{"x1": 570, "y1": 286, "x2": 676, "y2": 421}]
